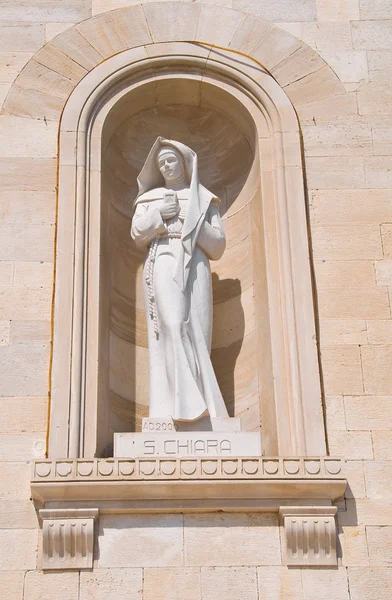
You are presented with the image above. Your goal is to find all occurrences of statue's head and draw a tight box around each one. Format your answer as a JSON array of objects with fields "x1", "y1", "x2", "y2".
[{"x1": 156, "y1": 146, "x2": 186, "y2": 184}]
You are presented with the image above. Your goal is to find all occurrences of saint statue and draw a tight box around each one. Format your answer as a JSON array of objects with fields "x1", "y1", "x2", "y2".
[{"x1": 131, "y1": 138, "x2": 229, "y2": 422}]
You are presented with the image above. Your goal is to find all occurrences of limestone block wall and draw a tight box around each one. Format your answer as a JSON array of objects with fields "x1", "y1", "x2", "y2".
[{"x1": 0, "y1": 1, "x2": 392, "y2": 599}]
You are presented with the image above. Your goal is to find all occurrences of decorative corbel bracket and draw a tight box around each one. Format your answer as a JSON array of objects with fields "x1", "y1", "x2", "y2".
[
  {"x1": 279, "y1": 506, "x2": 338, "y2": 566},
  {"x1": 32, "y1": 457, "x2": 345, "y2": 569},
  {"x1": 39, "y1": 508, "x2": 99, "y2": 570}
]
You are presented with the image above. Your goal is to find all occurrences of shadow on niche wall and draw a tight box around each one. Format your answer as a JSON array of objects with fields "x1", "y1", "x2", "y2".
[{"x1": 211, "y1": 274, "x2": 245, "y2": 418}]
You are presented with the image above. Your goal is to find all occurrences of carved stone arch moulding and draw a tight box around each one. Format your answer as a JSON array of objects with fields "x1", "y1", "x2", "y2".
[
  {"x1": 1, "y1": 3, "x2": 348, "y2": 566},
  {"x1": 1, "y1": 3, "x2": 350, "y2": 463},
  {"x1": 51, "y1": 44, "x2": 328, "y2": 461}
]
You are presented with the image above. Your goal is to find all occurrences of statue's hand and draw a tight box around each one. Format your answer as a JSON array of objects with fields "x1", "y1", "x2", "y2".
[{"x1": 159, "y1": 199, "x2": 180, "y2": 221}]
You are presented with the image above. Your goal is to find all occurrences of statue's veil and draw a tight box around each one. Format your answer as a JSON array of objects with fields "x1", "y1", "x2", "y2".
[{"x1": 133, "y1": 137, "x2": 216, "y2": 290}]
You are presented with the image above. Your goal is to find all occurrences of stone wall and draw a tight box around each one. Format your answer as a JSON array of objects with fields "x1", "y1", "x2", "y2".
[{"x1": 0, "y1": 1, "x2": 392, "y2": 599}]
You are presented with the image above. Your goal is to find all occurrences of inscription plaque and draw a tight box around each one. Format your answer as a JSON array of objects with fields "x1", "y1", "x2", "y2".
[{"x1": 114, "y1": 432, "x2": 262, "y2": 458}]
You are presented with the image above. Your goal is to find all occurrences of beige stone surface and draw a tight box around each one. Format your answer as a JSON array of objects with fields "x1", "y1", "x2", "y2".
[
  {"x1": 0, "y1": 571, "x2": 25, "y2": 598},
  {"x1": 307, "y1": 157, "x2": 365, "y2": 189},
  {"x1": 349, "y1": 498, "x2": 392, "y2": 526},
  {"x1": 358, "y1": 82, "x2": 392, "y2": 115},
  {"x1": 0, "y1": 116, "x2": 58, "y2": 158},
  {"x1": 321, "y1": 345, "x2": 363, "y2": 395},
  {"x1": 184, "y1": 514, "x2": 281, "y2": 566},
  {"x1": 201, "y1": 567, "x2": 258, "y2": 600},
  {"x1": 348, "y1": 567, "x2": 392, "y2": 600},
  {"x1": 0, "y1": 343, "x2": 49, "y2": 396},
  {"x1": 320, "y1": 51, "x2": 368, "y2": 83},
  {"x1": 345, "y1": 460, "x2": 366, "y2": 498},
  {"x1": 197, "y1": 5, "x2": 243, "y2": 48},
  {"x1": 234, "y1": 25, "x2": 302, "y2": 71},
  {"x1": 318, "y1": 287, "x2": 389, "y2": 319},
  {"x1": 373, "y1": 430, "x2": 392, "y2": 460},
  {"x1": 284, "y1": 65, "x2": 343, "y2": 107},
  {"x1": 0, "y1": 318, "x2": 9, "y2": 344},
  {"x1": 257, "y1": 567, "x2": 302, "y2": 600},
  {"x1": 362, "y1": 345, "x2": 392, "y2": 394},
  {"x1": 13, "y1": 261, "x2": 53, "y2": 287},
  {"x1": 303, "y1": 116, "x2": 372, "y2": 156},
  {"x1": 319, "y1": 51, "x2": 364, "y2": 84},
  {"x1": 352, "y1": 20, "x2": 392, "y2": 50},
  {"x1": 93, "y1": 0, "x2": 140, "y2": 14},
  {"x1": 0, "y1": 461, "x2": 31, "y2": 498},
  {"x1": 365, "y1": 157, "x2": 392, "y2": 188},
  {"x1": 325, "y1": 395, "x2": 347, "y2": 430},
  {"x1": 368, "y1": 51, "x2": 392, "y2": 82},
  {"x1": 0, "y1": 191, "x2": 55, "y2": 225},
  {"x1": 311, "y1": 189, "x2": 392, "y2": 226},
  {"x1": 98, "y1": 514, "x2": 183, "y2": 567},
  {"x1": 0, "y1": 0, "x2": 90, "y2": 22},
  {"x1": 328, "y1": 430, "x2": 373, "y2": 459},
  {"x1": 232, "y1": 0, "x2": 316, "y2": 21},
  {"x1": 33, "y1": 43, "x2": 87, "y2": 83},
  {"x1": 271, "y1": 44, "x2": 324, "y2": 88},
  {"x1": 10, "y1": 320, "x2": 51, "y2": 344},
  {"x1": 365, "y1": 462, "x2": 392, "y2": 498},
  {"x1": 15, "y1": 59, "x2": 75, "y2": 100},
  {"x1": 24, "y1": 571, "x2": 79, "y2": 600},
  {"x1": 367, "y1": 526, "x2": 392, "y2": 565},
  {"x1": 0, "y1": 529, "x2": 37, "y2": 570},
  {"x1": 0, "y1": 285, "x2": 52, "y2": 318},
  {"x1": 144, "y1": 568, "x2": 200, "y2": 600},
  {"x1": 0, "y1": 225, "x2": 54, "y2": 262},
  {"x1": 0, "y1": 22, "x2": 44, "y2": 52},
  {"x1": 301, "y1": 21, "x2": 353, "y2": 53},
  {"x1": 0, "y1": 158, "x2": 56, "y2": 192},
  {"x1": 312, "y1": 225, "x2": 382, "y2": 260},
  {"x1": 0, "y1": 261, "x2": 14, "y2": 285},
  {"x1": 301, "y1": 568, "x2": 350, "y2": 600},
  {"x1": 0, "y1": 432, "x2": 45, "y2": 460},
  {"x1": 319, "y1": 320, "x2": 367, "y2": 345},
  {"x1": 0, "y1": 499, "x2": 37, "y2": 528},
  {"x1": 143, "y1": 2, "x2": 200, "y2": 43},
  {"x1": 345, "y1": 396, "x2": 392, "y2": 430},
  {"x1": 45, "y1": 22, "x2": 74, "y2": 42},
  {"x1": 0, "y1": 82, "x2": 10, "y2": 109},
  {"x1": 0, "y1": 397, "x2": 47, "y2": 432},
  {"x1": 381, "y1": 224, "x2": 392, "y2": 259},
  {"x1": 80, "y1": 569, "x2": 142, "y2": 600},
  {"x1": 316, "y1": 0, "x2": 359, "y2": 21},
  {"x1": 0, "y1": 51, "x2": 32, "y2": 83},
  {"x1": 359, "y1": 0, "x2": 392, "y2": 19},
  {"x1": 375, "y1": 260, "x2": 392, "y2": 285},
  {"x1": 339, "y1": 525, "x2": 370, "y2": 566},
  {"x1": 76, "y1": 12, "x2": 127, "y2": 58}
]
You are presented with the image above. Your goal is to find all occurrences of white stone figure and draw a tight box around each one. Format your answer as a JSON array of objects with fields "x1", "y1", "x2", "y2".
[{"x1": 131, "y1": 137, "x2": 229, "y2": 422}]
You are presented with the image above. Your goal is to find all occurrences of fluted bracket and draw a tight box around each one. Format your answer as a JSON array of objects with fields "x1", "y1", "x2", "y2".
[
  {"x1": 39, "y1": 508, "x2": 99, "y2": 570},
  {"x1": 279, "y1": 506, "x2": 338, "y2": 566}
]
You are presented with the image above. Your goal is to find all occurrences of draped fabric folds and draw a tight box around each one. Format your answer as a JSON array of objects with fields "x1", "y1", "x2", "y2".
[{"x1": 131, "y1": 138, "x2": 228, "y2": 421}]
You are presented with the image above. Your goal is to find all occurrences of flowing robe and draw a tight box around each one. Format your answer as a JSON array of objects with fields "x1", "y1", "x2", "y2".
[{"x1": 131, "y1": 188, "x2": 228, "y2": 421}]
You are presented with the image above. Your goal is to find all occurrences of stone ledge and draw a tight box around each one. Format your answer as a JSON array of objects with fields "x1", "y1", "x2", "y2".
[
  {"x1": 31, "y1": 456, "x2": 346, "y2": 510},
  {"x1": 31, "y1": 457, "x2": 345, "y2": 568}
]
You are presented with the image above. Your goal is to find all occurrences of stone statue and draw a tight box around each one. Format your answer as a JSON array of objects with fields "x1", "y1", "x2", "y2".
[{"x1": 131, "y1": 137, "x2": 229, "y2": 422}]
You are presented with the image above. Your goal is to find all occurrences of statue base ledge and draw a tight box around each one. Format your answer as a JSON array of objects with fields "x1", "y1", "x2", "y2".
[
  {"x1": 31, "y1": 456, "x2": 346, "y2": 509},
  {"x1": 31, "y1": 457, "x2": 346, "y2": 569}
]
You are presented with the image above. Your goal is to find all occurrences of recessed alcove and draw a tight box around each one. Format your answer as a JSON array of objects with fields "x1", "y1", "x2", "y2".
[
  {"x1": 99, "y1": 78, "x2": 262, "y2": 446},
  {"x1": 46, "y1": 45, "x2": 326, "y2": 460}
]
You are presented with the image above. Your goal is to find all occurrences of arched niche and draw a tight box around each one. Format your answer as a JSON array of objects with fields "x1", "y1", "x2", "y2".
[{"x1": 50, "y1": 43, "x2": 326, "y2": 459}]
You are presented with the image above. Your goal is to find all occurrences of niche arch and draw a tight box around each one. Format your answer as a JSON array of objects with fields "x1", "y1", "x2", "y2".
[{"x1": 45, "y1": 42, "x2": 326, "y2": 459}]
